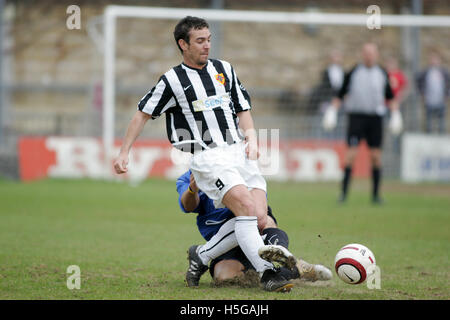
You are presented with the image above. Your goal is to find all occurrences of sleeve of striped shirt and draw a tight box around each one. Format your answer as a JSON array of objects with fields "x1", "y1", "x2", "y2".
[
  {"x1": 230, "y1": 65, "x2": 252, "y2": 113},
  {"x1": 138, "y1": 75, "x2": 176, "y2": 119}
]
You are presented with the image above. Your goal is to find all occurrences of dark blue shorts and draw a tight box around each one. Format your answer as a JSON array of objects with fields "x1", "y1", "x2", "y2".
[{"x1": 208, "y1": 207, "x2": 278, "y2": 278}]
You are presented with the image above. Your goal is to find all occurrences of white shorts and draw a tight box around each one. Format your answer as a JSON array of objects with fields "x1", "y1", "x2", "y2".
[{"x1": 190, "y1": 141, "x2": 267, "y2": 208}]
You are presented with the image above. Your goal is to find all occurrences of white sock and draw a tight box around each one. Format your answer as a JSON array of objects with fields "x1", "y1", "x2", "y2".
[
  {"x1": 234, "y1": 216, "x2": 274, "y2": 274},
  {"x1": 197, "y1": 218, "x2": 238, "y2": 266}
]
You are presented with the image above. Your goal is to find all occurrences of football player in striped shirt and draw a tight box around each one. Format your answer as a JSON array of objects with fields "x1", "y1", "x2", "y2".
[{"x1": 113, "y1": 16, "x2": 294, "y2": 291}]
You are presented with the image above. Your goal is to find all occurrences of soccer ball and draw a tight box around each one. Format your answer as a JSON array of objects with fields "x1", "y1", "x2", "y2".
[{"x1": 334, "y1": 243, "x2": 376, "y2": 284}]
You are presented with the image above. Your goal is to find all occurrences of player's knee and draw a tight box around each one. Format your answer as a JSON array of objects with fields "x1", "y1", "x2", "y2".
[
  {"x1": 264, "y1": 216, "x2": 277, "y2": 229},
  {"x1": 237, "y1": 196, "x2": 257, "y2": 217},
  {"x1": 213, "y1": 260, "x2": 245, "y2": 282},
  {"x1": 223, "y1": 187, "x2": 258, "y2": 217},
  {"x1": 345, "y1": 147, "x2": 358, "y2": 164},
  {"x1": 249, "y1": 203, "x2": 268, "y2": 231},
  {"x1": 372, "y1": 158, "x2": 382, "y2": 168},
  {"x1": 256, "y1": 213, "x2": 267, "y2": 231},
  {"x1": 346, "y1": 154, "x2": 357, "y2": 165},
  {"x1": 370, "y1": 150, "x2": 382, "y2": 167}
]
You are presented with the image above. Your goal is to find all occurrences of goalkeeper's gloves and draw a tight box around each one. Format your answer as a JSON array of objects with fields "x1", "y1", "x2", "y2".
[
  {"x1": 322, "y1": 106, "x2": 337, "y2": 131},
  {"x1": 389, "y1": 109, "x2": 403, "y2": 136}
]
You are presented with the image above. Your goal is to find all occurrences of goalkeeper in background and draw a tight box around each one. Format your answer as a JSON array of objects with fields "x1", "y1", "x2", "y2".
[{"x1": 322, "y1": 42, "x2": 400, "y2": 204}]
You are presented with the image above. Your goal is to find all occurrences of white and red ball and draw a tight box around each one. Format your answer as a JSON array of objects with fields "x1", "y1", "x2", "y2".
[{"x1": 334, "y1": 243, "x2": 376, "y2": 284}]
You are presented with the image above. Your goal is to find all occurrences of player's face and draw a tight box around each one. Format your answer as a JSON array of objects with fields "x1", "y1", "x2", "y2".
[
  {"x1": 181, "y1": 28, "x2": 211, "y2": 68},
  {"x1": 362, "y1": 44, "x2": 378, "y2": 67}
]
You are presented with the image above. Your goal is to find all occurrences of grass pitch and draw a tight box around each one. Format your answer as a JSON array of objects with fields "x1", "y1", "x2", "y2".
[{"x1": 0, "y1": 178, "x2": 449, "y2": 300}]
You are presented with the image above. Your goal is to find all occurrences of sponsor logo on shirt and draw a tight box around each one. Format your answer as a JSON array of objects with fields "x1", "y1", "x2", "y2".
[{"x1": 192, "y1": 93, "x2": 230, "y2": 112}]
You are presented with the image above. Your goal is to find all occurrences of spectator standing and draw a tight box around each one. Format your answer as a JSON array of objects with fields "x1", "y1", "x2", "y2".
[{"x1": 417, "y1": 52, "x2": 450, "y2": 134}]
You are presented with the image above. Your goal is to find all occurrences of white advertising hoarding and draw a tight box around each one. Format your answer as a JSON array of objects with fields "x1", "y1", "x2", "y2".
[{"x1": 401, "y1": 133, "x2": 450, "y2": 183}]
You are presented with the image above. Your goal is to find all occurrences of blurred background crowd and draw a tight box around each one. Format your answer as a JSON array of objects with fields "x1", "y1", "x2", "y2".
[{"x1": 0, "y1": 0, "x2": 448, "y2": 180}]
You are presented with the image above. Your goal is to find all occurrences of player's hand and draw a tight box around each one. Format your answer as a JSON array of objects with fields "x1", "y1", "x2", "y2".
[
  {"x1": 189, "y1": 173, "x2": 199, "y2": 193},
  {"x1": 322, "y1": 105, "x2": 337, "y2": 131},
  {"x1": 113, "y1": 152, "x2": 129, "y2": 174},
  {"x1": 245, "y1": 141, "x2": 260, "y2": 160}
]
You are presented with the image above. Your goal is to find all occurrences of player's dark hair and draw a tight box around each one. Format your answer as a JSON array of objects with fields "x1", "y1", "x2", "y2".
[{"x1": 174, "y1": 16, "x2": 209, "y2": 53}]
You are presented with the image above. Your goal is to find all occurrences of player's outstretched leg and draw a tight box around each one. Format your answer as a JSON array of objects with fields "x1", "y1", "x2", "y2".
[
  {"x1": 185, "y1": 245, "x2": 209, "y2": 287},
  {"x1": 296, "y1": 259, "x2": 332, "y2": 282},
  {"x1": 258, "y1": 244, "x2": 297, "y2": 270}
]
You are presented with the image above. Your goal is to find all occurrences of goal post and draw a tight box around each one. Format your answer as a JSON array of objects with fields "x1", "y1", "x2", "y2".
[{"x1": 102, "y1": 5, "x2": 450, "y2": 177}]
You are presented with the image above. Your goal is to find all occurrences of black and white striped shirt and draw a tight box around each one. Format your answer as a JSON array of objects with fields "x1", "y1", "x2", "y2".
[{"x1": 138, "y1": 59, "x2": 251, "y2": 153}]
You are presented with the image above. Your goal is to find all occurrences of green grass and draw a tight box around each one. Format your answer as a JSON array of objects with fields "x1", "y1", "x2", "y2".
[{"x1": 0, "y1": 178, "x2": 449, "y2": 300}]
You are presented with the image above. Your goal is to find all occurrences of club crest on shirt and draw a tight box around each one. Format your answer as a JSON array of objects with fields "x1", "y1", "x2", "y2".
[{"x1": 215, "y1": 73, "x2": 225, "y2": 85}]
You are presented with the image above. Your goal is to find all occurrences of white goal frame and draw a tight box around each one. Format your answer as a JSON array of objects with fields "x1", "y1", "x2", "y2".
[{"x1": 102, "y1": 5, "x2": 450, "y2": 175}]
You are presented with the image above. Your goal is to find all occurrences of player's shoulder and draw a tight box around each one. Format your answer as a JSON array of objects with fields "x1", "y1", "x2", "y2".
[
  {"x1": 155, "y1": 64, "x2": 185, "y2": 87},
  {"x1": 344, "y1": 64, "x2": 360, "y2": 78},
  {"x1": 210, "y1": 58, "x2": 233, "y2": 70},
  {"x1": 212, "y1": 58, "x2": 231, "y2": 66},
  {"x1": 376, "y1": 64, "x2": 389, "y2": 76},
  {"x1": 162, "y1": 64, "x2": 183, "y2": 77},
  {"x1": 159, "y1": 62, "x2": 189, "y2": 78}
]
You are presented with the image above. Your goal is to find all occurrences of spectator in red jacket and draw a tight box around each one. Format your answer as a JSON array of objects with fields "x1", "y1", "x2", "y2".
[{"x1": 386, "y1": 57, "x2": 409, "y2": 104}]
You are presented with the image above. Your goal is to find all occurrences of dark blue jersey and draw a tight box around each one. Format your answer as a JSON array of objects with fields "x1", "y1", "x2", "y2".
[{"x1": 176, "y1": 170, "x2": 234, "y2": 241}]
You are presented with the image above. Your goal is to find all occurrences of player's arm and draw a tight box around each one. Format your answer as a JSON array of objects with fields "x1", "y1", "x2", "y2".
[
  {"x1": 180, "y1": 173, "x2": 200, "y2": 212},
  {"x1": 331, "y1": 66, "x2": 353, "y2": 110},
  {"x1": 114, "y1": 75, "x2": 175, "y2": 174},
  {"x1": 387, "y1": 98, "x2": 399, "y2": 111},
  {"x1": 113, "y1": 111, "x2": 151, "y2": 174},
  {"x1": 330, "y1": 97, "x2": 342, "y2": 110},
  {"x1": 384, "y1": 73, "x2": 399, "y2": 111},
  {"x1": 330, "y1": 82, "x2": 346, "y2": 110},
  {"x1": 237, "y1": 110, "x2": 259, "y2": 160},
  {"x1": 229, "y1": 65, "x2": 257, "y2": 160}
]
